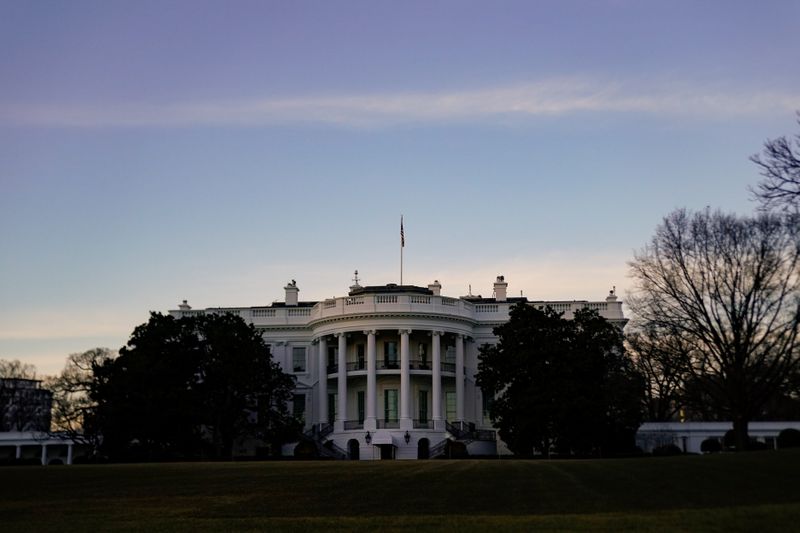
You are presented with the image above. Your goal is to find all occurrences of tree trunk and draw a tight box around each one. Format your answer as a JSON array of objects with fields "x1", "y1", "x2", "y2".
[{"x1": 733, "y1": 416, "x2": 749, "y2": 452}]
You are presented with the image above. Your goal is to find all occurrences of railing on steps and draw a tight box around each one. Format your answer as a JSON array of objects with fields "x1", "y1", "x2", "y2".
[
  {"x1": 445, "y1": 421, "x2": 497, "y2": 443},
  {"x1": 319, "y1": 440, "x2": 347, "y2": 460},
  {"x1": 304, "y1": 423, "x2": 334, "y2": 440},
  {"x1": 445, "y1": 421, "x2": 470, "y2": 440},
  {"x1": 474, "y1": 429, "x2": 496, "y2": 441},
  {"x1": 302, "y1": 423, "x2": 344, "y2": 459},
  {"x1": 429, "y1": 438, "x2": 450, "y2": 458}
]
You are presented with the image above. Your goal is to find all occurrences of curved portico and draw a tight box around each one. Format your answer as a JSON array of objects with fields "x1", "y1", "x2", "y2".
[{"x1": 313, "y1": 327, "x2": 468, "y2": 435}]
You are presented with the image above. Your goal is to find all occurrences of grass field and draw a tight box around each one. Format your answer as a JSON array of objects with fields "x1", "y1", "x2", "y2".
[{"x1": 3, "y1": 450, "x2": 800, "y2": 532}]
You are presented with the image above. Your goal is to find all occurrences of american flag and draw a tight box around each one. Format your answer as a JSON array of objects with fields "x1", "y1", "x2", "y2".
[{"x1": 401, "y1": 216, "x2": 405, "y2": 247}]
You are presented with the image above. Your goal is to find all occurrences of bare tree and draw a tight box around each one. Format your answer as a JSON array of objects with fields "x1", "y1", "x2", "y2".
[
  {"x1": 47, "y1": 348, "x2": 115, "y2": 453},
  {"x1": 750, "y1": 113, "x2": 800, "y2": 213},
  {"x1": 0, "y1": 359, "x2": 37, "y2": 379},
  {"x1": 629, "y1": 209, "x2": 800, "y2": 450},
  {"x1": 625, "y1": 323, "x2": 691, "y2": 422}
]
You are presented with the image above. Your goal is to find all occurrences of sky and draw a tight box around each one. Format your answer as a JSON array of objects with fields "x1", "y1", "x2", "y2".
[{"x1": 1, "y1": 0, "x2": 799, "y2": 376}]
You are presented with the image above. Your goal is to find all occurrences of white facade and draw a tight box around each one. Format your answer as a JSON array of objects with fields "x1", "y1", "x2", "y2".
[
  {"x1": 170, "y1": 276, "x2": 626, "y2": 460},
  {"x1": 0, "y1": 432, "x2": 80, "y2": 465},
  {"x1": 636, "y1": 421, "x2": 800, "y2": 454}
]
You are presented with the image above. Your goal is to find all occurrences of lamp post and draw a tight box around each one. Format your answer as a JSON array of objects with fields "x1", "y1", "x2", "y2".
[
  {"x1": 404, "y1": 430, "x2": 411, "y2": 444},
  {"x1": 365, "y1": 431, "x2": 372, "y2": 445}
]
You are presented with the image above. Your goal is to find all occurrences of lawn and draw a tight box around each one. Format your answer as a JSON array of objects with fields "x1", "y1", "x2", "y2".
[{"x1": 3, "y1": 450, "x2": 800, "y2": 532}]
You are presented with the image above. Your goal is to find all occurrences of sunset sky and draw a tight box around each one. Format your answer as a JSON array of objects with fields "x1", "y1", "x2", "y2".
[{"x1": 2, "y1": 0, "x2": 799, "y2": 375}]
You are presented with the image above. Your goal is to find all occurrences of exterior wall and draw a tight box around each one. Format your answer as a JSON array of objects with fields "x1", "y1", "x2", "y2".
[
  {"x1": 0, "y1": 379, "x2": 53, "y2": 432},
  {"x1": 0, "y1": 432, "x2": 82, "y2": 465},
  {"x1": 171, "y1": 282, "x2": 625, "y2": 459}
]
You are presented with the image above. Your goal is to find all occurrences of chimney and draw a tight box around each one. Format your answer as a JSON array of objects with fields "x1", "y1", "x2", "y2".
[
  {"x1": 428, "y1": 280, "x2": 442, "y2": 296},
  {"x1": 606, "y1": 286, "x2": 618, "y2": 302},
  {"x1": 285, "y1": 280, "x2": 299, "y2": 306},
  {"x1": 493, "y1": 275, "x2": 508, "y2": 302},
  {"x1": 178, "y1": 299, "x2": 191, "y2": 311}
]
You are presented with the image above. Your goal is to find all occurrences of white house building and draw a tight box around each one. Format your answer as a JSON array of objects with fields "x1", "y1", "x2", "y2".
[{"x1": 170, "y1": 275, "x2": 626, "y2": 460}]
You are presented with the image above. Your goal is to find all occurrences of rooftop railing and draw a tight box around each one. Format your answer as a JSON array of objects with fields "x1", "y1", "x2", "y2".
[
  {"x1": 311, "y1": 294, "x2": 479, "y2": 322},
  {"x1": 170, "y1": 293, "x2": 624, "y2": 324}
]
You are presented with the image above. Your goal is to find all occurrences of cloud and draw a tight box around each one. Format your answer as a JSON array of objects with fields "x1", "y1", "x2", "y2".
[{"x1": 2, "y1": 78, "x2": 798, "y2": 128}]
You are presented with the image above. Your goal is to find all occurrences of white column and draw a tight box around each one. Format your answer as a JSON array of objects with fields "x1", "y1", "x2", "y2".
[
  {"x1": 400, "y1": 329, "x2": 412, "y2": 430},
  {"x1": 336, "y1": 333, "x2": 347, "y2": 431},
  {"x1": 15, "y1": 445, "x2": 21, "y2": 459},
  {"x1": 40, "y1": 444, "x2": 47, "y2": 466},
  {"x1": 432, "y1": 331, "x2": 444, "y2": 430},
  {"x1": 365, "y1": 330, "x2": 377, "y2": 431},
  {"x1": 67, "y1": 443, "x2": 74, "y2": 465},
  {"x1": 456, "y1": 334, "x2": 465, "y2": 422},
  {"x1": 318, "y1": 337, "x2": 328, "y2": 426}
]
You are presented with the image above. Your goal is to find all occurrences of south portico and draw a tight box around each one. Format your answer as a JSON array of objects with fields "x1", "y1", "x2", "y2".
[{"x1": 311, "y1": 326, "x2": 470, "y2": 436}]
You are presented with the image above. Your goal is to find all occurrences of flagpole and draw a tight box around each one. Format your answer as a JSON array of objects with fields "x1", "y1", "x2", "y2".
[{"x1": 400, "y1": 215, "x2": 404, "y2": 285}]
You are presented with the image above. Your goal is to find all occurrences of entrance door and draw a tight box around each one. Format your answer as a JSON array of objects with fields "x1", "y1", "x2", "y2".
[
  {"x1": 417, "y1": 438, "x2": 430, "y2": 459},
  {"x1": 379, "y1": 444, "x2": 395, "y2": 460},
  {"x1": 347, "y1": 439, "x2": 360, "y2": 460}
]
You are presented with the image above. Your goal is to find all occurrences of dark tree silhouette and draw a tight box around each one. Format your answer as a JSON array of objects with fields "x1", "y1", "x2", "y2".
[
  {"x1": 750, "y1": 113, "x2": 800, "y2": 213},
  {"x1": 629, "y1": 209, "x2": 800, "y2": 450},
  {"x1": 476, "y1": 304, "x2": 644, "y2": 457},
  {"x1": 91, "y1": 312, "x2": 298, "y2": 461}
]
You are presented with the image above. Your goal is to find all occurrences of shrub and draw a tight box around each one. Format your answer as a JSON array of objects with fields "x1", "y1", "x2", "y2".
[
  {"x1": 652, "y1": 444, "x2": 682, "y2": 456},
  {"x1": 778, "y1": 428, "x2": 800, "y2": 449},
  {"x1": 723, "y1": 430, "x2": 737, "y2": 450},
  {"x1": 293, "y1": 440, "x2": 318, "y2": 459},
  {"x1": 700, "y1": 438, "x2": 722, "y2": 453},
  {"x1": 437, "y1": 440, "x2": 469, "y2": 459}
]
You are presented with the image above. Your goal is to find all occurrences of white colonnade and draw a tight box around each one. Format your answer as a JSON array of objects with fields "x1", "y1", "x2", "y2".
[{"x1": 315, "y1": 329, "x2": 466, "y2": 432}]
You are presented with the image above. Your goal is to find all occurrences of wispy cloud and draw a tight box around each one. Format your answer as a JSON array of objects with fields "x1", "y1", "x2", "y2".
[{"x1": 2, "y1": 78, "x2": 798, "y2": 128}]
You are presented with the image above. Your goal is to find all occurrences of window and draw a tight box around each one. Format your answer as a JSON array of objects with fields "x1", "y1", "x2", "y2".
[
  {"x1": 293, "y1": 393, "x2": 306, "y2": 419},
  {"x1": 445, "y1": 345, "x2": 456, "y2": 364},
  {"x1": 356, "y1": 344, "x2": 365, "y2": 370},
  {"x1": 418, "y1": 343, "x2": 428, "y2": 368},
  {"x1": 357, "y1": 391, "x2": 365, "y2": 424},
  {"x1": 327, "y1": 346, "x2": 336, "y2": 373},
  {"x1": 445, "y1": 391, "x2": 457, "y2": 422},
  {"x1": 292, "y1": 347, "x2": 307, "y2": 373},
  {"x1": 418, "y1": 390, "x2": 428, "y2": 423},
  {"x1": 384, "y1": 389, "x2": 398, "y2": 422},
  {"x1": 482, "y1": 389, "x2": 493, "y2": 424},
  {"x1": 328, "y1": 393, "x2": 337, "y2": 424},
  {"x1": 384, "y1": 341, "x2": 398, "y2": 368}
]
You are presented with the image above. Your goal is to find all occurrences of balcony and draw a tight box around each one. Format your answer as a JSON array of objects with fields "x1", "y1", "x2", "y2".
[
  {"x1": 410, "y1": 359, "x2": 430, "y2": 370},
  {"x1": 343, "y1": 420, "x2": 364, "y2": 430},
  {"x1": 378, "y1": 360, "x2": 400, "y2": 370},
  {"x1": 328, "y1": 360, "x2": 457, "y2": 375}
]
